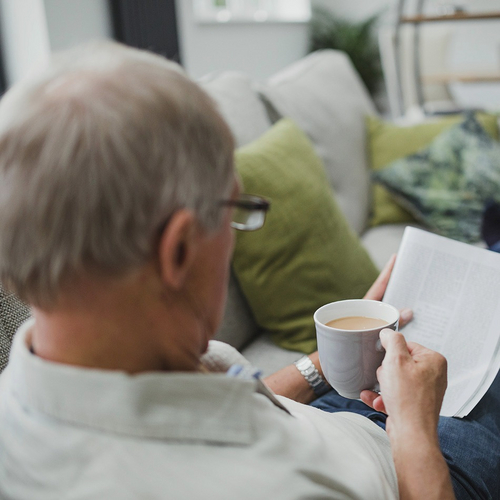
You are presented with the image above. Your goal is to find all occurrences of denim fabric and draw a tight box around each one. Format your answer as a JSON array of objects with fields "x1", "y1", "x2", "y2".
[
  {"x1": 489, "y1": 241, "x2": 500, "y2": 253},
  {"x1": 310, "y1": 389, "x2": 388, "y2": 429},
  {"x1": 438, "y1": 369, "x2": 500, "y2": 500},
  {"x1": 311, "y1": 369, "x2": 500, "y2": 500}
]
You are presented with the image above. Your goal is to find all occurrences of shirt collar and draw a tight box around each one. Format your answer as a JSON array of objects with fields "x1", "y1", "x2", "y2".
[{"x1": 5, "y1": 319, "x2": 263, "y2": 445}]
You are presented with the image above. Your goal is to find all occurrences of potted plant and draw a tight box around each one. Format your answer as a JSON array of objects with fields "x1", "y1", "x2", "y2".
[{"x1": 309, "y1": 7, "x2": 383, "y2": 97}]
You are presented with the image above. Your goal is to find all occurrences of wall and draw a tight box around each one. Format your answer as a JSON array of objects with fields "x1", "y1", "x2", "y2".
[
  {"x1": 44, "y1": 0, "x2": 112, "y2": 52},
  {"x1": 2, "y1": 0, "x2": 498, "y2": 110},
  {"x1": 446, "y1": 18, "x2": 500, "y2": 110},
  {"x1": 0, "y1": 0, "x2": 51, "y2": 86},
  {"x1": 1, "y1": 0, "x2": 309, "y2": 85},
  {"x1": 175, "y1": 0, "x2": 310, "y2": 80},
  {"x1": 0, "y1": 0, "x2": 111, "y2": 87},
  {"x1": 175, "y1": 0, "x2": 500, "y2": 110}
]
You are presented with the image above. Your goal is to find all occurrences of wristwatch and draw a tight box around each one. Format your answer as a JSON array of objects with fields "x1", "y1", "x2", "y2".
[{"x1": 294, "y1": 355, "x2": 331, "y2": 397}]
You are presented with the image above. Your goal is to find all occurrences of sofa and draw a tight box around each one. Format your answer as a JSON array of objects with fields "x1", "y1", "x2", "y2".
[
  {"x1": 199, "y1": 49, "x2": 425, "y2": 376},
  {"x1": 0, "y1": 49, "x2": 494, "y2": 376},
  {"x1": 0, "y1": 49, "x2": 431, "y2": 375}
]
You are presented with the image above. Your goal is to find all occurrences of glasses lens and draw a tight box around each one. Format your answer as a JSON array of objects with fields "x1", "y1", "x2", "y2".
[
  {"x1": 231, "y1": 207, "x2": 265, "y2": 231},
  {"x1": 221, "y1": 193, "x2": 270, "y2": 231}
]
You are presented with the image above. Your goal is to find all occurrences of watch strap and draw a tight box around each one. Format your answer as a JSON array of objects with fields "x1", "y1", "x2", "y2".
[{"x1": 294, "y1": 355, "x2": 331, "y2": 397}]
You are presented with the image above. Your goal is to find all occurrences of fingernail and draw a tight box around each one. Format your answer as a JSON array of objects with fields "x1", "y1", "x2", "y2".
[
  {"x1": 380, "y1": 328, "x2": 392, "y2": 338},
  {"x1": 400, "y1": 308, "x2": 413, "y2": 322}
]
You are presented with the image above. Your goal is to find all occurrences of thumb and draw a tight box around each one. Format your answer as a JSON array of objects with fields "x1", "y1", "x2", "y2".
[{"x1": 379, "y1": 329, "x2": 409, "y2": 358}]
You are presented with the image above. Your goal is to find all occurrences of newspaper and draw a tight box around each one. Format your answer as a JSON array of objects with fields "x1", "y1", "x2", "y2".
[{"x1": 383, "y1": 227, "x2": 500, "y2": 417}]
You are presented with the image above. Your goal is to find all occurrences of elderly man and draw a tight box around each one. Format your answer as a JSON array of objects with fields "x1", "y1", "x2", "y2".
[{"x1": 0, "y1": 41, "x2": 498, "y2": 500}]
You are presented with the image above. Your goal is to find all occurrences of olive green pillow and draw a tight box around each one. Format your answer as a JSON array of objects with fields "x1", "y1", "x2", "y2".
[
  {"x1": 232, "y1": 119, "x2": 379, "y2": 353},
  {"x1": 367, "y1": 112, "x2": 499, "y2": 227}
]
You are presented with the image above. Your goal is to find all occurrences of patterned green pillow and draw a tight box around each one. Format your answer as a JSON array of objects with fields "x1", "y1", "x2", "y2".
[
  {"x1": 372, "y1": 113, "x2": 500, "y2": 243},
  {"x1": 367, "y1": 113, "x2": 499, "y2": 227}
]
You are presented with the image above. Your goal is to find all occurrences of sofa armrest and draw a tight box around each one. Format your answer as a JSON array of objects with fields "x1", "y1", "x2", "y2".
[{"x1": 0, "y1": 285, "x2": 31, "y2": 373}]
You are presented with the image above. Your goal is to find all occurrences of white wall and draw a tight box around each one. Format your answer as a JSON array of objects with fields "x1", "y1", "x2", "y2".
[
  {"x1": 175, "y1": 0, "x2": 310, "y2": 80},
  {"x1": 0, "y1": 0, "x2": 112, "y2": 87},
  {"x1": 2, "y1": 0, "x2": 498, "y2": 110},
  {"x1": 1, "y1": 0, "x2": 309, "y2": 85},
  {"x1": 176, "y1": 0, "x2": 500, "y2": 110},
  {"x1": 0, "y1": 0, "x2": 51, "y2": 86},
  {"x1": 44, "y1": 0, "x2": 112, "y2": 52},
  {"x1": 446, "y1": 19, "x2": 500, "y2": 110}
]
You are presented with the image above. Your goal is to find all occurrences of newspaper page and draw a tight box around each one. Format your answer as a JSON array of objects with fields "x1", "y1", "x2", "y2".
[{"x1": 383, "y1": 227, "x2": 500, "y2": 417}]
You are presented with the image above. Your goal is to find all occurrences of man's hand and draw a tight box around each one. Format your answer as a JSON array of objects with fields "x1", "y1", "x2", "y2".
[
  {"x1": 361, "y1": 329, "x2": 447, "y2": 435},
  {"x1": 364, "y1": 254, "x2": 413, "y2": 327},
  {"x1": 361, "y1": 329, "x2": 454, "y2": 500}
]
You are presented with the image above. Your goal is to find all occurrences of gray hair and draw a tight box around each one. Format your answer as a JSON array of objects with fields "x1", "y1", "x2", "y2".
[{"x1": 0, "y1": 41, "x2": 235, "y2": 307}]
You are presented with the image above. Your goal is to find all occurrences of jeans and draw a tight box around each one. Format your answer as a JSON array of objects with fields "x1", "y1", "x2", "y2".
[
  {"x1": 490, "y1": 241, "x2": 500, "y2": 253},
  {"x1": 311, "y1": 369, "x2": 500, "y2": 499}
]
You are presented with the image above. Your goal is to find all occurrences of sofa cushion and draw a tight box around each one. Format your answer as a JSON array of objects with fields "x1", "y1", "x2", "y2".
[
  {"x1": 232, "y1": 118, "x2": 379, "y2": 354},
  {"x1": 361, "y1": 223, "x2": 425, "y2": 270},
  {"x1": 242, "y1": 333, "x2": 302, "y2": 376},
  {"x1": 201, "y1": 71, "x2": 272, "y2": 349},
  {"x1": 373, "y1": 113, "x2": 500, "y2": 243},
  {"x1": 199, "y1": 71, "x2": 271, "y2": 148},
  {"x1": 258, "y1": 50, "x2": 376, "y2": 235},
  {"x1": 213, "y1": 273, "x2": 259, "y2": 350},
  {"x1": 367, "y1": 112, "x2": 499, "y2": 227}
]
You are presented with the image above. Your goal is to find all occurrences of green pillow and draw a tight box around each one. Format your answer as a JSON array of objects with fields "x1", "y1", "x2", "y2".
[
  {"x1": 232, "y1": 119, "x2": 379, "y2": 353},
  {"x1": 372, "y1": 113, "x2": 500, "y2": 243},
  {"x1": 367, "y1": 112, "x2": 499, "y2": 227}
]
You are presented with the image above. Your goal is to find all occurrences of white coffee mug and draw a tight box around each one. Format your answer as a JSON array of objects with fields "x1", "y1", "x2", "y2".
[{"x1": 314, "y1": 299, "x2": 399, "y2": 399}]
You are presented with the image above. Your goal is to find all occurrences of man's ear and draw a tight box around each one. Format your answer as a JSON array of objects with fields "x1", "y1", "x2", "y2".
[{"x1": 157, "y1": 210, "x2": 198, "y2": 290}]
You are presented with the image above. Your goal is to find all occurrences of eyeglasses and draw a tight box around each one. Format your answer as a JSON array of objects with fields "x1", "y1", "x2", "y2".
[{"x1": 220, "y1": 194, "x2": 270, "y2": 231}]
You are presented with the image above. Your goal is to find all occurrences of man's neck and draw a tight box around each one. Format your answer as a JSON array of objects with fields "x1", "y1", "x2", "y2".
[{"x1": 30, "y1": 270, "x2": 204, "y2": 374}]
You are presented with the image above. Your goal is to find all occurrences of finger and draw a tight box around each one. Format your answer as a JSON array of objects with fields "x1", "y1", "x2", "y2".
[
  {"x1": 372, "y1": 396, "x2": 387, "y2": 414},
  {"x1": 363, "y1": 254, "x2": 397, "y2": 301},
  {"x1": 398, "y1": 308, "x2": 413, "y2": 328},
  {"x1": 379, "y1": 329, "x2": 410, "y2": 359},
  {"x1": 360, "y1": 390, "x2": 386, "y2": 414},
  {"x1": 360, "y1": 390, "x2": 379, "y2": 408}
]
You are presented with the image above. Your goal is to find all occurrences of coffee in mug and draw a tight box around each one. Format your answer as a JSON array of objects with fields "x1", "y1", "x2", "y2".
[
  {"x1": 314, "y1": 300, "x2": 399, "y2": 399},
  {"x1": 326, "y1": 316, "x2": 388, "y2": 330}
]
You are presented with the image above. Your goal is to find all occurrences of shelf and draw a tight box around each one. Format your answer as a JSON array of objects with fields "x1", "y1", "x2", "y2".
[
  {"x1": 423, "y1": 72, "x2": 500, "y2": 85},
  {"x1": 400, "y1": 11, "x2": 500, "y2": 23},
  {"x1": 391, "y1": 0, "x2": 500, "y2": 118}
]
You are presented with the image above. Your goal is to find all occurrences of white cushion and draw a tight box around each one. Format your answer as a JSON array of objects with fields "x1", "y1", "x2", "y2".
[
  {"x1": 242, "y1": 332, "x2": 302, "y2": 376},
  {"x1": 362, "y1": 223, "x2": 487, "y2": 272},
  {"x1": 200, "y1": 72, "x2": 272, "y2": 349},
  {"x1": 259, "y1": 50, "x2": 377, "y2": 234},
  {"x1": 361, "y1": 223, "x2": 426, "y2": 270},
  {"x1": 199, "y1": 71, "x2": 271, "y2": 147},
  {"x1": 214, "y1": 273, "x2": 259, "y2": 351}
]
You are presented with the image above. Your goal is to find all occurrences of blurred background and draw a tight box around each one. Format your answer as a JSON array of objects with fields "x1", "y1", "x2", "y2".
[{"x1": 0, "y1": 0, "x2": 499, "y2": 118}]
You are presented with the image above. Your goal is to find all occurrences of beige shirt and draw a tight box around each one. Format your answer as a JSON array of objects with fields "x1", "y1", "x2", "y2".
[{"x1": 0, "y1": 320, "x2": 398, "y2": 499}]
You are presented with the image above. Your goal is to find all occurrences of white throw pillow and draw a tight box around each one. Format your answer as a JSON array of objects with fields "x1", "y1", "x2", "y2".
[
  {"x1": 200, "y1": 71, "x2": 271, "y2": 148},
  {"x1": 200, "y1": 71, "x2": 271, "y2": 349},
  {"x1": 259, "y1": 50, "x2": 377, "y2": 235}
]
